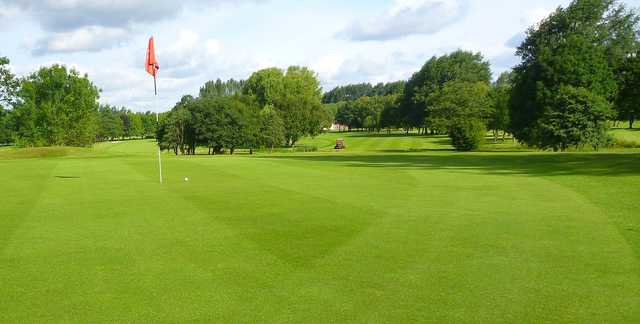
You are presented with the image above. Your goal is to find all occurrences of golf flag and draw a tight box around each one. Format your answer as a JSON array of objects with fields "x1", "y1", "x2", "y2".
[
  {"x1": 145, "y1": 36, "x2": 160, "y2": 94},
  {"x1": 146, "y1": 36, "x2": 163, "y2": 184}
]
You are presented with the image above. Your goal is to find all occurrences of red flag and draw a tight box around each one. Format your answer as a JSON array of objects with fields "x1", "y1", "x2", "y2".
[{"x1": 145, "y1": 36, "x2": 159, "y2": 78}]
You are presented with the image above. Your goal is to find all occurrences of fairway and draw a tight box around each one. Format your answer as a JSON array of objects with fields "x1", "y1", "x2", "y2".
[{"x1": 1, "y1": 135, "x2": 640, "y2": 322}]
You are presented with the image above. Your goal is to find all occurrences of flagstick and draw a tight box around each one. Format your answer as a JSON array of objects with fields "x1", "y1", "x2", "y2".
[{"x1": 155, "y1": 77, "x2": 163, "y2": 184}]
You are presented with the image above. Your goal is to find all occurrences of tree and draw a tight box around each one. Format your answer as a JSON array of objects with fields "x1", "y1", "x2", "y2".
[
  {"x1": 616, "y1": 52, "x2": 640, "y2": 128},
  {"x1": 489, "y1": 71, "x2": 514, "y2": 141},
  {"x1": 199, "y1": 79, "x2": 245, "y2": 99},
  {"x1": 158, "y1": 93, "x2": 263, "y2": 155},
  {"x1": 214, "y1": 96, "x2": 260, "y2": 155},
  {"x1": 0, "y1": 56, "x2": 18, "y2": 111},
  {"x1": 119, "y1": 108, "x2": 131, "y2": 139},
  {"x1": 158, "y1": 95, "x2": 196, "y2": 155},
  {"x1": 322, "y1": 81, "x2": 405, "y2": 103},
  {"x1": 258, "y1": 105, "x2": 285, "y2": 152},
  {"x1": 97, "y1": 105, "x2": 124, "y2": 141},
  {"x1": 335, "y1": 100, "x2": 364, "y2": 131},
  {"x1": 128, "y1": 111, "x2": 144, "y2": 139},
  {"x1": 449, "y1": 119, "x2": 487, "y2": 151},
  {"x1": 428, "y1": 80, "x2": 492, "y2": 150},
  {"x1": 510, "y1": 0, "x2": 637, "y2": 149},
  {"x1": 244, "y1": 68, "x2": 285, "y2": 107},
  {"x1": 538, "y1": 86, "x2": 613, "y2": 151},
  {"x1": 380, "y1": 95, "x2": 402, "y2": 132},
  {"x1": 141, "y1": 112, "x2": 157, "y2": 138},
  {"x1": 0, "y1": 56, "x2": 17, "y2": 145},
  {"x1": 321, "y1": 103, "x2": 339, "y2": 127},
  {"x1": 428, "y1": 81, "x2": 492, "y2": 131},
  {"x1": 245, "y1": 66, "x2": 324, "y2": 145},
  {"x1": 402, "y1": 50, "x2": 491, "y2": 133},
  {"x1": 13, "y1": 65, "x2": 100, "y2": 146},
  {"x1": 0, "y1": 108, "x2": 12, "y2": 144}
]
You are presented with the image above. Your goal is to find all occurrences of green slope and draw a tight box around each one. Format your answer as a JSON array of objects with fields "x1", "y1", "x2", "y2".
[{"x1": 0, "y1": 137, "x2": 639, "y2": 322}]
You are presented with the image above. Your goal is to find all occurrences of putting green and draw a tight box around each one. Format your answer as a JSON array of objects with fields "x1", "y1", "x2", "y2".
[{"x1": 1, "y1": 135, "x2": 639, "y2": 322}]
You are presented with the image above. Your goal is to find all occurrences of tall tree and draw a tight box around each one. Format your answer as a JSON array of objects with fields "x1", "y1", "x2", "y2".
[
  {"x1": 322, "y1": 81, "x2": 405, "y2": 103},
  {"x1": 244, "y1": 68, "x2": 285, "y2": 107},
  {"x1": 258, "y1": 105, "x2": 286, "y2": 152},
  {"x1": 199, "y1": 79, "x2": 245, "y2": 99},
  {"x1": 141, "y1": 112, "x2": 158, "y2": 138},
  {"x1": 510, "y1": 0, "x2": 637, "y2": 149},
  {"x1": 489, "y1": 71, "x2": 514, "y2": 141},
  {"x1": 402, "y1": 50, "x2": 491, "y2": 132},
  {"x1": 97, "y1": 105, "x2": 124, "y2": 141},
  {"x1": 13, "y1": 65, "x2": 100, "y2": 146},
  {"x1": 128, "y1": 111, "x2": 144, "y2": 139},
  {"x1": 0, "y1": 107, "x2": 12, "y2": 144},
  {"x1": 0, "y1": 56, "x2": 17, "y2": 144},
  {"x1": 616, "y1": 51, "x2": 640, "y2": 129},
  {"x1": 0, "y1": 56, "x2": 18, "y2": 111},
  {"x1": 428, "y1": 81, "x2": 492, "y2": 133},
  {"x1": 245, "y1": 66, "x2": 324, "y2": 145},
  {"x1": 380, "y1": 95, "x2": 402, "y2": 132}
]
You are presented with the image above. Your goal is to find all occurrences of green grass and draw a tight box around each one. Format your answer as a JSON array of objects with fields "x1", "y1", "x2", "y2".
[
  {"x1": 611, "y1": 128, "x2": 640, "y2": 147},
  {"x1": 1, "y1": 136, "x2": 639, "y2": 322}
]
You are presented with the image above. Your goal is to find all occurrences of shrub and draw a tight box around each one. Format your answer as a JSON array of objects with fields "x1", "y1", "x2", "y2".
[
  {"x1": 536, "y1": 86, "x2": 613, "y2": 151},
  {"x1": 292, "y1": 145, "x2": 318, "y2": 152},
  {"x1": 613, "y1": 138, "x2": 640, "y2": 149},
  {"x1": 449, "y1": 118, "x2": 486, "y2": 151}
]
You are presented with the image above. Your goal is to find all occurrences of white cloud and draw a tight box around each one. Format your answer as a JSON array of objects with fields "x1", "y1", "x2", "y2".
[
  {"x1": 4, "y1": 0, "x2": 615, "y2": 111},
  {"x1": 0, "y1": 2, "x2": 17, "y2": 19},
  {"x1": 340, "y1": 0, "x2": 467, "y2": 41},
  {"x1": 32, "y1": 26, "x2": 128, "y2": 56},
  {"x1": 3, "y1": 0, "x2": 264, "y2": 55}
]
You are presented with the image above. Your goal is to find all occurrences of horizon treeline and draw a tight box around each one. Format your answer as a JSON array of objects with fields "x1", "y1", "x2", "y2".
[
  {"x1": 1, "y1": 0, "x2": 639, "y2": 152},
  {"x1": 0, "y1": 63, "x2": 159, "y2": 146},
  {"x1": 156, "y1": 66, "x2": 331, "y2": 155},
  {"x1": 323, "y1": 0, "x2": 640, "y2": 151}
]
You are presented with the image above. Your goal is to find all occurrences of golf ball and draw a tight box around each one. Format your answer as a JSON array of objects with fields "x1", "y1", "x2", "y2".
[{"x1": 184, "y1": 177, "x2": 189, "y2": 182}]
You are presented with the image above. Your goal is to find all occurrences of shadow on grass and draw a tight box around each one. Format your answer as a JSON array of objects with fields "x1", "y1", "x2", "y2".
[
  {"x1": 260, "y1": 152, "x2": 640, "y2": 177},
  {"x1": 342, "y1": 132, "x2": 433, "y2": 138}
]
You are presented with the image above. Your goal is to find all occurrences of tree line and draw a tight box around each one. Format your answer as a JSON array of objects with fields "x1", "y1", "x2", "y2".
[
  {"x1": 0, "y1": 62, "x2": 157, "y2": 146},
  {"x1": 97, "y1": 105, "x2": 158, "y2": 141},
  {"x1": 327, "y1": 0, "x2": 640, "y2": 151},
  {"x1": 157, "y1": 66, "x2": 332, "y2": 155},
  {"x1": 1, "y1": 0, "x2": 638, "y2": 152}
]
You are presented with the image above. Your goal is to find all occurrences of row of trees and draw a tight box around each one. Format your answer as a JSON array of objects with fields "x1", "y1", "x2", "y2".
[
  {"x1": 322, "y1": 81, "x2": 405, "y2": 103},
  {"x1": 334, "y1": 95, "x2": 401, "y2": 132},
  {"x1": 0, "y1": 64, "x2": 100, "y2": 146},
  {"x1": 2, "y1": 0, "x2": 637, "y2": 152},
  {"x1": 329, "y1": 51, "x2": 507, "y2": 149},
  {"x1": 0, "y1": 60, "x2": 155, "y2": 146},
  {"x1": 326, "y1": 0, "x2": 639, "y2": 151},
  {"x1": 511, "y1": 0, "x2": 640, "y2": 150},
  {"x1": 97, "y1": 105, "x2": 158, "y2": 142},
  {"x1": 157, "y1": 66, "x2": 331, "y2": 155}
]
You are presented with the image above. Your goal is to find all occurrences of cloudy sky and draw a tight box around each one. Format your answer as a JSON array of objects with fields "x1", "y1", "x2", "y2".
[{"x1": 1, "y1": 0, "x2": 639, "y2": 112}]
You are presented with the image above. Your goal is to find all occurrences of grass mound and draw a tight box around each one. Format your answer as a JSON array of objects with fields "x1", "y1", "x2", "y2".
[{"x1": 0, "y1": 146, "x2": 85, "y2": 160}]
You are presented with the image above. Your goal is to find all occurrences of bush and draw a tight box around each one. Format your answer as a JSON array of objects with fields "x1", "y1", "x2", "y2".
[
  {"x1": 613, "y1": 138, "x2": 640, "y2": 149},
  {"x1": 536, "y1": 86, "x2": 612, "y2": 151},
  {"x1": 449, "y1": 119, "x2": 486, "y2": 151},
  {"x1": 292, "y1": 145, "x2": 318, "y2": 152}
]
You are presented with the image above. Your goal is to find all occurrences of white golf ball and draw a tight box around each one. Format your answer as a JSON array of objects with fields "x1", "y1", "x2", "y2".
[{"x1": 184, "y1": 177, "x2": 189, "y2": 182}]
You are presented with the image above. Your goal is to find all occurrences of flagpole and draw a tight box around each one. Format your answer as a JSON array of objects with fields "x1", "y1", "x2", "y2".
[
  {"x1": 155, "y1": 77, "x2": 163, "y2": 184},
  {"x1": 147, "y1": 35, "x2": 162, "y2": 184}
]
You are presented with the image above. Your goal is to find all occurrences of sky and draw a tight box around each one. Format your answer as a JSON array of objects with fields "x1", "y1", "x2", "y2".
[{"x1": 1, "y1": 0, "x2": 639, "y2": 112}]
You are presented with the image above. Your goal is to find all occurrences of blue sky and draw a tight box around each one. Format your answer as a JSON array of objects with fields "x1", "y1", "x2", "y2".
[{"x1": 1, "y1": 0, "x2": 638, "y2": 112}]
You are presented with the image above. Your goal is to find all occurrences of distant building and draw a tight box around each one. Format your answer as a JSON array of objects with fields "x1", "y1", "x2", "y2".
[{"x1": 327, "y1": 123, "x2": 346, "y2": 132}]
